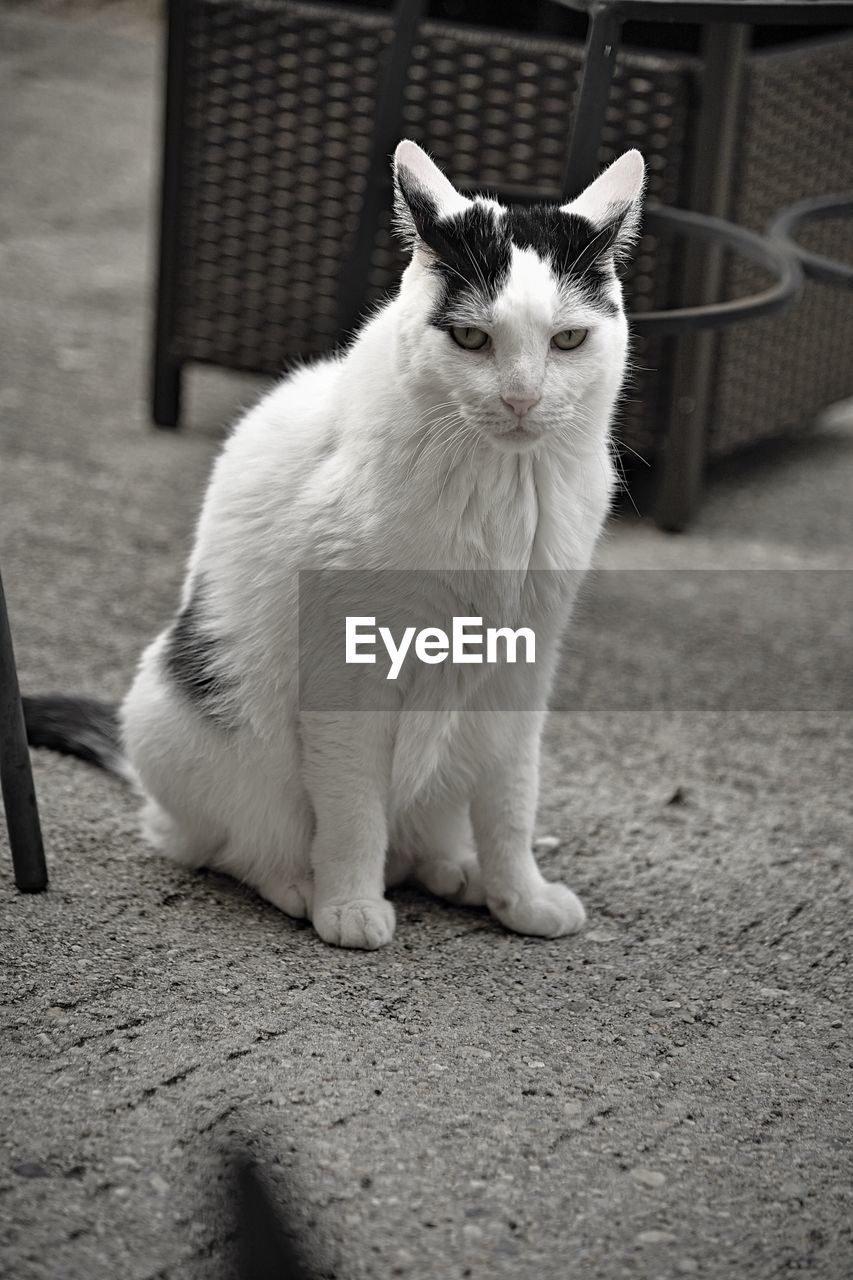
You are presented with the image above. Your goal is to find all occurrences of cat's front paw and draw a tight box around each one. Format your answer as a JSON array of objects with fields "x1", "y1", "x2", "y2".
[
  {"x1": 489, "y1": 882, "x2": 586, "y2": 938},
  {"x1": 313, "y1": 898, "x2": 396, "y2": 950}
]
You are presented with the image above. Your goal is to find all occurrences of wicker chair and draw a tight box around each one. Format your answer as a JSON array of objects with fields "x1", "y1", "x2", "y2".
[{"x1": 152, "y1": 0, "x2": 853, "y2": 526}]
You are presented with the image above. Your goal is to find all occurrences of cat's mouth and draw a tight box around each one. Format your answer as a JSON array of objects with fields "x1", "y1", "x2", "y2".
[{"x1": 490, "y1": 421, "x2": 543, "y2": 450}]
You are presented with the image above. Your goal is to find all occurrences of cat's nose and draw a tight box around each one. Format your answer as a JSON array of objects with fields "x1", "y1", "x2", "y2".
[{"x1": 501, "y1": 392, "x2": 541, "y2": 417}]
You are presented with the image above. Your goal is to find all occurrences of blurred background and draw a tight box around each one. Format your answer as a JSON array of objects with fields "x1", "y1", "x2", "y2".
[{"x1": 4, "y1": 0, "x2": 853, "y2": 525}]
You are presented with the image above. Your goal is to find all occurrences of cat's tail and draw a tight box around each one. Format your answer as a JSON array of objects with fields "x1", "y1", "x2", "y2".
[{"x1": 22, "y1": 695, "x2": 133, "y2": 782}]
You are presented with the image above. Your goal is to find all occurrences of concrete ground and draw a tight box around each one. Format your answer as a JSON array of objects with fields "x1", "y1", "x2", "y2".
[{"x1": 1, "y1": 7, "x2": 851, "y2": 1279}]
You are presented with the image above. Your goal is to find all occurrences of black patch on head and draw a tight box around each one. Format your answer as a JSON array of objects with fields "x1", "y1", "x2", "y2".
[
  {"x1": 398, "y1": 177, "x2": 622, "y2": 325},
  {"x1": 508, "y1": 204, "x2": 624, "y2": 297},
  {"x1": 165, "y1": 578, "x2": 235, "y2": 726}
]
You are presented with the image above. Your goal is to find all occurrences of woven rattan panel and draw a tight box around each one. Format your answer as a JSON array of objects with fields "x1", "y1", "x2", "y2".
[
  {"x1": 710, "y1": 36, "x2": 853, "y2": 457},
  {"x1": 174, "y1": 0, "x2": 696, "y2": 455}
]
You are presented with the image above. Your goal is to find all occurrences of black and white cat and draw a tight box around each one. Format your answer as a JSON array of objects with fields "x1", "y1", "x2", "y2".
[{"x1": 26, "y1": 141, "x2": 645, "y2": 950}]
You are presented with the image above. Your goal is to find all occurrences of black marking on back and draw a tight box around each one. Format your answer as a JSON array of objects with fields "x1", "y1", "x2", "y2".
[
  {"x1": 400, "y1": 183, "x2": 621, "y2": 325},
  {"x1": 165, "y1": 579, "x2": 235, "y2": 725}
]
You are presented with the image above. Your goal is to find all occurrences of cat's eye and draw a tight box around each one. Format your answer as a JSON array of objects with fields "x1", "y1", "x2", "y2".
[
  {"x1": 450, "y1": 326, "x2": 490, "y2": 351},
  {"x1": 552, "y1": 328, "x2": 589, "y2": 351}
]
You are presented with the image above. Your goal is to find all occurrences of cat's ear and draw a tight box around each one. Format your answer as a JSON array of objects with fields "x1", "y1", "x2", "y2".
[
  {"x1": 393, "y1": 140, "x2": 471, "y2": 252},
  {"x1": 561, "y1": 150, "x2": 646, "y2": 266}
]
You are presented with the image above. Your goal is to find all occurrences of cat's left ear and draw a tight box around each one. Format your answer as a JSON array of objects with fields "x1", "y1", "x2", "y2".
[
  {"x1": 393, "y1": 140, "x2": 471, "y2": 252},
  {"x1": 561, "y1": 150, "x2": 646, "y2": 266}
]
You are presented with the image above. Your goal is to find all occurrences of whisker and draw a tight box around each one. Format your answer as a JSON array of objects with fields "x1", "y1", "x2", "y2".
[
  {"x1": 610, "y1": 436, "x2": 650, "y2": 468},
  {"x1": 436, "y1": 427, "x2": 476, "y2": 505}
]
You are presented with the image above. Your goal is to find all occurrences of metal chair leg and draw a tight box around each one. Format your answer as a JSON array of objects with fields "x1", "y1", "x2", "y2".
[
  {"x1": 152, "y1": 0, "x2": 189, "y2": 429},
  {"x1": 336, "y1": 0, "x2": 428, "y2": 342},
  {"x1": 153, "y1": 357, "x2": 183, "y2": 429},
  {"x1": 561, "y1": 3, "x2": 624, "y2": 200},
  {"x1": 654, "y1": 24, "x2": 750, "y2": 531},
  {"x1": 0, "y1": 567, "x2": 47, "y2": 892}
]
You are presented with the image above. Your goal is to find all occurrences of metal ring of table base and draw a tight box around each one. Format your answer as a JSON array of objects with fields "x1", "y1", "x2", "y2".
[
  {"x1": 628, "y1": 205, "x2": 804, "y2": 337},
  {"x1": 768, "y1": 193, "x2": 853, "y2": 290}
]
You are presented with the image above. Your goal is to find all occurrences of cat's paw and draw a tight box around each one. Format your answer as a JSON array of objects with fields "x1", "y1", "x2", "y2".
[
  {"x1": 261, "y1": 878, "x2": 314, "y2": 920},
  {"x1": 417, "y1": 855, "x2": 487, "y2": 907},
  {"x1": 489, "y1": 882, "x2": 586, "y2": 938},
  {"x1": 313, "y1": 898, "x2": 396, "y2": 950}
]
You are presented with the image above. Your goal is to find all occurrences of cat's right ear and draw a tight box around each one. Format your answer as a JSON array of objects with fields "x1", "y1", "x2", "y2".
[
  {"x1": 393, "y1": 140, "x2": 471, "y2": 253},
  {"x1": 560, "y1": 150, "x2": 646, "y2": 266}
]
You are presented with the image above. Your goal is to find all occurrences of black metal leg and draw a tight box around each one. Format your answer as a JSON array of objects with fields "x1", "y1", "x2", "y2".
[
  {"x1": 153, "y1": 357, "x2": 183, "y2": 429},
  {"x1": 336, "y1": 0, "x2": 428, "y2": 342},
  {"x1": 654, "y1": 24, "x2": 750, "y2": 531},
  {"x1": 152, "y1": 0, "x2": 188, "y2": 429},
  {"x1": 0, "y1": 567, "x2": 47, "y2": 893},
  {"x1": 561, "y1": 3, "x2": 623, "y2": 200}
]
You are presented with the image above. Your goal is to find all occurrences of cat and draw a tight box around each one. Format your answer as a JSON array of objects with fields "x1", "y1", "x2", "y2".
[{"x1": 24, "y1": 140, "x2": 645, "y2": 950}]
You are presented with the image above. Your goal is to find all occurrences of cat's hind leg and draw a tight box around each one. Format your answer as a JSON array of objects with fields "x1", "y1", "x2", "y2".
[
  {"x1": 246, "y1": 789, "x2": 315, "y2": 921},
  {"x1": 251, "y1": 873, "x2": 314, "y2": 920},
  {"x1": 396, "y1": 799, "x2": 486, "y2": 907},
  {"x1": 124, "y1": 636, "x2": 230, "y2": 870},
  {"x1": 140, "y1": 796, "x2": 226, "y2": 869},
  {"x1": 202, "y1": 760, "x2": 317, "y2": 923}
]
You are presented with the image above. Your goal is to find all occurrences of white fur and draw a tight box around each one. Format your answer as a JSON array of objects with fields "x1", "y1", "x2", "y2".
[{"x1": 121, "y1": 143, "x2": 644, "y2": 948}]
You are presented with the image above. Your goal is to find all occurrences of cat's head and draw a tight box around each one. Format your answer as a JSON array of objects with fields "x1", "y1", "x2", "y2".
[{"x1": 392, "y1": 140, "x2": 645, "y2": 452}]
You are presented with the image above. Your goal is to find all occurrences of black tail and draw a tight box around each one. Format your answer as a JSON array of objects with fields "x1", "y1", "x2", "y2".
[{"x1": 23, "y1": 695, "x2": 127, "y2": 778}]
